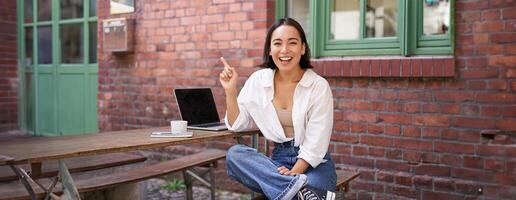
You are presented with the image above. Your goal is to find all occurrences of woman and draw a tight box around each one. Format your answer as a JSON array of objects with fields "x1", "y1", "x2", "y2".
[{"x1": 219, "y1": 18, "x2": 336, "y2": 200}]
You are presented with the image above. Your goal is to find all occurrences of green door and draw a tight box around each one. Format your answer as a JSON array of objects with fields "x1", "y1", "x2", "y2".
[{"x1": 18, "y1": 0, "x2": 98, "y2": 136}]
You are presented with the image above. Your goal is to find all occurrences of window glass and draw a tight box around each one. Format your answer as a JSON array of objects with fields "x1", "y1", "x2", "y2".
[
  {"x1": 286, "y1": 0, "x2": 310, "y2": 38},
  {"x1": 60, "y1": 23, "x2": 84, "y2": 64},
  {"x1": 61, "y1": 0, "x2": 84, "y2": 19},
  {"x1": 110, "y1": 0, "x2": 134, "y2": 14},
  {"x1": 25, "y1": 27, "x2": 33, "y2": 67},
  {"x1": 37, "y1": 0, "x2": 52, "y2": 21},
  {"x1": 365, "y1": 0, "x2": 397, "y2": 38},
  {"x1": 38, "y1": 26, "x2": 52, "y2": 64},
  {"x1": 90, "y1": 0, "x2": 97, "y2": 16},
  {"x1": 331, "y1": 0, "x2": 360, "y2": 40},
  {"x1": 89, "y1": 22, "x2": 97, "y2": 63},
  {"x1": 25, "y1": 0, "x2": 33, "y2": 23},
  {"x1": 423, "y1": 0, "x2": 450, "y2": 35}
]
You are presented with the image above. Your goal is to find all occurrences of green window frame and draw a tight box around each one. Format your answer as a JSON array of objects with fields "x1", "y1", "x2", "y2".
[{"x1": 275, "y1": 0, "x2": 454, "y2": 57}]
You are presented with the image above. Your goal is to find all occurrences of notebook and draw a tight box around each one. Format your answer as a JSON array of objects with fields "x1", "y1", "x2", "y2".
[{"x1": 174, "y1": 88, "x2": 228, "y2": 131}]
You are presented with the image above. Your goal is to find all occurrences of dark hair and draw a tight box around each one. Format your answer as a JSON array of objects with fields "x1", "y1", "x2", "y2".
[{"x1": 259, "y1": 18, "x2": 313, "y2": 69}]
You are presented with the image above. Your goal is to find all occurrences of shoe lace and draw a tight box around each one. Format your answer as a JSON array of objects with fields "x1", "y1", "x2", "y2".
[{"x1": 297, "y1": 188, "x2": 321, "y2": 200}]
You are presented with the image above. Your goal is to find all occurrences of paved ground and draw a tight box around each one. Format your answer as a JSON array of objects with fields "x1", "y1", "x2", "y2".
[{"x1": 144, "y1": 178, "x2": 250, "y2": 200}]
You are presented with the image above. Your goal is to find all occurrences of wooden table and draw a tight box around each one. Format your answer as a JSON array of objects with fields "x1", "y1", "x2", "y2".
[
  {"x1": 0, "y1": 127, "x2": 257, "y2": 166},
  {"x1": 0, "y1": 126, "x2": 259, "y2": 200}
]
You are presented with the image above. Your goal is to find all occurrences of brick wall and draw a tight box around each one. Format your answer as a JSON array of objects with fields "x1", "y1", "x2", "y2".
[
  {"x1": 97, "y1": 0, "x2": 274, "y2": 131},
  {"x1": 326, "y1": 1, "x2": 515, "y2": 199},
  {"x1": 98, "y1": 0, "x2": 516, "y2": 199},
  {"x1": 0, "y1": 0, "x2": 19, "y2": 132}
]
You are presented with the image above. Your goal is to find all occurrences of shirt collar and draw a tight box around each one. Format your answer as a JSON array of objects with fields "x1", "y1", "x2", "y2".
[{"x1": 261, "y1": 69, "x2": 315, "y2": 88}]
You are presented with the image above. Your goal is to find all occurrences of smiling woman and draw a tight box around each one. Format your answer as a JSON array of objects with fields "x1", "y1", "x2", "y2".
[{"x1": 218, "y1": 18, "x2": 337, "y2": 200}]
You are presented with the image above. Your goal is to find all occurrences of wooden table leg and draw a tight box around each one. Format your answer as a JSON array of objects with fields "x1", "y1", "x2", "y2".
[
  {"x1": 30, "y1": 162, "x2": 42, "y2": 178},
  {"x1": 9, "y1": 165, "x2": 38, "y2": 200},
  {"x1": 59, "y1": 160, "x2": 80, "y2": 200}
]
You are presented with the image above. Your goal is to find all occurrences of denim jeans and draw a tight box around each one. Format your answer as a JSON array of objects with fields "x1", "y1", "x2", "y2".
[{"x1": 226, "y1": 141, "x2": 337, "y2": 200}]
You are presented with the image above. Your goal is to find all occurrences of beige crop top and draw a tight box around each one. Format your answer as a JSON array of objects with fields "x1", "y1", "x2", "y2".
[{"x1": 274, "y1": 107, "x2": 294, "y2": 138}]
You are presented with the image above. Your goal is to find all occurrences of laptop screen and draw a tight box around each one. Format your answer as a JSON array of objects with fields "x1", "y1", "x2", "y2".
[{"x1": 174, "y1": 88, "x2": 221, "y2": 125}]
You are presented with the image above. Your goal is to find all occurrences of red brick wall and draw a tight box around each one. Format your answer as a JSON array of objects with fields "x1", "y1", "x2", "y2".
[
  {"x1": 97, "y1": 0, "x2": 274, "y2": 131},
  {"x1": 0, "y1": 0, "x2": 19, "y2": 132},
  {"x1": 325, "y1": 1, "x2": 515, "y2": 199},
  {"x1": 97, "y1": 0, "x2": 516, "y2": 199}
]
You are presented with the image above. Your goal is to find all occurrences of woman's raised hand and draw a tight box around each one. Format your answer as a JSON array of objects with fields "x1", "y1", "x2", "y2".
[{"x1": 219, "y1": 57, "x2": 238, "y2": 91}]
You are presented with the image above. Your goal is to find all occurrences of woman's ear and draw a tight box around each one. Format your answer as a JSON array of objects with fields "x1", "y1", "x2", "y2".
[{"x1": 302, "y1": 43, "x2": 306, "y2": 55}]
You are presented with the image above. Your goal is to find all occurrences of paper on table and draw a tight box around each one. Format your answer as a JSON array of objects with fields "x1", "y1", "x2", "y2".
[{"x1": 150, "y1": 132, "x2": 193, "y2": 138}]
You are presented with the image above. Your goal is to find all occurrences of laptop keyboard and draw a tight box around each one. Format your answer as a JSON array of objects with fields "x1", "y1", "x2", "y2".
[{"x1": 194, "y1": 122, "x2": 225, "y2": 127}]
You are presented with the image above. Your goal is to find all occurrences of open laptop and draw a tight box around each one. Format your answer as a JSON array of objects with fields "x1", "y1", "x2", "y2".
[{"x1": 174, "y1": 88, "x2": 228, "y2": 131}]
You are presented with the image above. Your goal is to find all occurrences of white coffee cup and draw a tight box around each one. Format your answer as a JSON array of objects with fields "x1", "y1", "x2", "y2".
[{"x1": 170, "y1": 120, "x2": 188, "y2": 134}]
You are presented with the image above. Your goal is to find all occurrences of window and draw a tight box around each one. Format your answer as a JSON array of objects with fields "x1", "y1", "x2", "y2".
[{"x1": 276, "y1": 0, "x2": 454, "y2": 57}]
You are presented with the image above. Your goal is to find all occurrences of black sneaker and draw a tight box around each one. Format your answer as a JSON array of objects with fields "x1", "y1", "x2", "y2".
[{"x1": 297, "y1": 185, "x2": 335, "y2": 200}]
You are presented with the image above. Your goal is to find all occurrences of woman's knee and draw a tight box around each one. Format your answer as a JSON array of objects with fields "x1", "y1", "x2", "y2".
[
  {"x1": 227, "y1": 144, "x2": 248, "y2": 156},
  {"x1": 305, "y1": 163, "x2": 337, "y2": 191},
  {"x1": 226, "y1": 145, "x2": 254, "y2": 164}
]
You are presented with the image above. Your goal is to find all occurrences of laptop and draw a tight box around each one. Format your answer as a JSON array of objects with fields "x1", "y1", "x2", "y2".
[{"x1": 174, "y1": 88, "x2": 228, "y2": 131}]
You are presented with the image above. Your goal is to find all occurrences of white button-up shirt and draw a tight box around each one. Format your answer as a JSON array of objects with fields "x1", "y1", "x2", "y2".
[{"x1": 225, "y1": 68, "x2": 334, "y2": 168}]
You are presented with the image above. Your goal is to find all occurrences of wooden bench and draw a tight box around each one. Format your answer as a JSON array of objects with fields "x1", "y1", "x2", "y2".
[
  {"x1": 335, "y1": 169, "x2": 360, "y2": 192},
  {"x1": 0, "y1": 149, "x2": 226, "y2": 200},
  {"x1": 251, "y1": 169, "x2": 360, "y2": 200},
  {"x1": 0, "y1": 152, "x2": 147, "y2": 182}
]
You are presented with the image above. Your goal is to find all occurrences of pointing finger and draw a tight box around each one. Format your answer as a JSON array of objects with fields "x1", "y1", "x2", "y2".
[
  {"x1": 220, "y1": 57, "x2": 234, "y2": 70},
  {"x1": 224, "y1": 68, "x2": 232, "y2": 76}
]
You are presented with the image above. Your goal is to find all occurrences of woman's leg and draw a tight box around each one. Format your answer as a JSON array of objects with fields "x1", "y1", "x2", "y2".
[
  {"x1": 226, "y1": 144, "x2": 306, "y2": 200},
  {"x1": 304, "y1": 153, "x2": 337, "y2": 192},
  {"x1": 271, "y1": 143, "x2": 337, "y2": 192}
]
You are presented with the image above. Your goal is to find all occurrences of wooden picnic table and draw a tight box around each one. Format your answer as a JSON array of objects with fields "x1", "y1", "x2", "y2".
[
  {"x1": 0, "y1": 126, "x2": 258, "y2": 167},
  {"x1": 0, "y1": 127, "x2": 260, "y2": 200}
]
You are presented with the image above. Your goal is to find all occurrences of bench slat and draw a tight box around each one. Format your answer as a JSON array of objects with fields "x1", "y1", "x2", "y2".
[
  {"x1": 336, "y1": 169, "x2": 360, "y2": 191},
  {"x1": 77, "y1": 149, "x2": 226, "y2": 192},
  {"x1": 0, "y1": 152, "x2": 147, "y2": 182},
  {"x1": 0, "y1": 149, "x2": 226, "y2": 200}
]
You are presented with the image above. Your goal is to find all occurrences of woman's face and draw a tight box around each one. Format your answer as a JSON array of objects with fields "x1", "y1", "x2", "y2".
[{"x1": 269, "y1": 25, "x2": 305, "y2": 71}]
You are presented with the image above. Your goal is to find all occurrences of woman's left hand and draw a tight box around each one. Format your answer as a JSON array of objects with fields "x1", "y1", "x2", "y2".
[
  {"x1": 278, "y1": 159, "x2": 309, "y2": 176},
  {"x1": 278, "y1": 166, "x2": 297, "y2": 176}
]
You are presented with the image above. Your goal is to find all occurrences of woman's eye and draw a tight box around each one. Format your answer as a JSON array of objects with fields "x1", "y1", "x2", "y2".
[
  {"x1": 273, "y1": 43, "x2": 281, "y2": 46},
  {"x1": 289, "y1": 42, "x2": 297, "y2": 45}
]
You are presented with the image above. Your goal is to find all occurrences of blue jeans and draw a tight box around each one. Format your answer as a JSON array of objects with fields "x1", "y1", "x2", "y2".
[{"x1": 226, "y1": 141, "x2": 336, "y2": 200}]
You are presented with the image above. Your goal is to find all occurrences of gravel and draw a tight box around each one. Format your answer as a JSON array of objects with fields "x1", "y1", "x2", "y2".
[{"x1": 143, "y1": 178, "x2": 251, "y2": 200}]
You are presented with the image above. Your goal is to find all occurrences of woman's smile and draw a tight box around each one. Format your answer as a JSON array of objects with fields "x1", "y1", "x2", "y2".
[{"x1": 279, "y1": 56, "x2": 293, "y2": 65}]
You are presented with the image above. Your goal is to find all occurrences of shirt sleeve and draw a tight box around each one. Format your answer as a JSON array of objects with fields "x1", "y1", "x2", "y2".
[
  {"x1": 224, "y1": 77, "x2": 258, "y2": 132},
  {"x1": 224, "y1": 104, "x2": 256, "y2": 132},
  {"x1": 297, "y1": 80, "x2": 334, "y2": 168}
]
